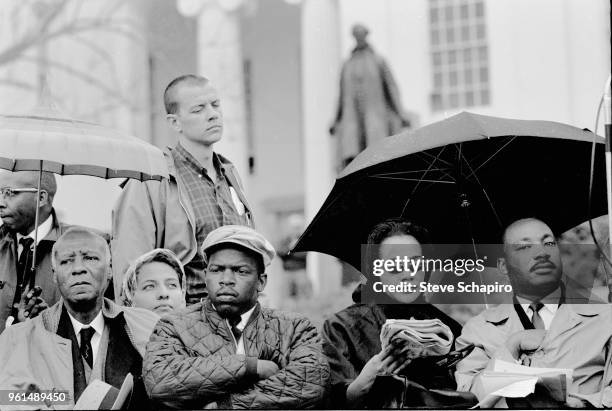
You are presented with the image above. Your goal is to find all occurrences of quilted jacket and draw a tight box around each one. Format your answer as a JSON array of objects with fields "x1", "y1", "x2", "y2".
[{"x1": 143, "y1": 299, "x2": 330, "y2": 409}]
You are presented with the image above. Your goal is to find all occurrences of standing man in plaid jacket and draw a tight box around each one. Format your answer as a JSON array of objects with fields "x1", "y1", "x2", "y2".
[{"x1": 112, "y1": 74, "x2": 254, "y2": 305}]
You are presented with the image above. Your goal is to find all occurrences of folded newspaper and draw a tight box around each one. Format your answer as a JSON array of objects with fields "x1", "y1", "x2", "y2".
[
  {"x1": 471, "y1": 359, "x2": 573, "y2": 408},
  {"x1": 380, "y1": 318, "x2": 454, "y2": 359}
]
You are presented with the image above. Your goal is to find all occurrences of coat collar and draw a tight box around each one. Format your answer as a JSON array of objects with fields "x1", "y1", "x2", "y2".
[
  {"x1": 39, "y1": 298, "x2": 158, "y2": 357},
  {"x1": 481, "y1": 302, "x2": 607, "y2": 326},
  {"x1": 202, "y1": 298, "x2": 261, "y2": 329},
  {"x1": 164, "y1": 146, "x2": 252, "y2": 217},
  {"x1": 0, "y1": 208, "x2": 64, "y2": 245},
  {"x1": 164, "y1": 147, "x2": 237, "y2": 180}
]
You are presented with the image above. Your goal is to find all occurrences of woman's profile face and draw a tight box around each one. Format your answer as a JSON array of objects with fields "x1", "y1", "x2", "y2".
[
  {"x1": 378, "y1": 234, "x2": 425, "y2": 304},
  {"x1": 132, "y1": 261, "x2": 185, "y2": 314}
]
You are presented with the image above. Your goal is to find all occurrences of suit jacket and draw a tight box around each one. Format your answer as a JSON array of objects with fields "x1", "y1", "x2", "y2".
[
  {"x1": 0, "y1": 298, "x2": 159, "y2": 408},
  {"x1": 455, "y1": 303, "x2": 612, "y2": 407},
  {"x1": 0, "y1": 211, "x2": 67, "y2": 333}
]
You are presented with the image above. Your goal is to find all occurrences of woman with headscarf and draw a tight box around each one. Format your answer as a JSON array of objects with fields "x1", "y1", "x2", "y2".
[{"x1": 121, "y1": 248, "x2": 186, "y2": 315}]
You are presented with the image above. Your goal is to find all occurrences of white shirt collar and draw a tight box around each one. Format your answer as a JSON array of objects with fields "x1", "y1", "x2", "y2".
[
  {"x1": 517, "y1": 286, "x2": 562, "y2": 316},
  {"x1": 213, "y1": 303, "x2": 257, "y2": 332},
  {"x1": 67, "y1": 309, "x2": 105, "y2": 338},
  {"x1": 16, "y1": 213, "x2": 53, "y2": 246},
  {"x1": 233, "y1": 305, "x2": 256, "y2": 332}
]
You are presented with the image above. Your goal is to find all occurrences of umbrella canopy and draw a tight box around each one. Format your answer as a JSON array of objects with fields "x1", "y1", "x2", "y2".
[
  {"x1": 0, "y1": 106, "x2": 168, "y2": 181},
  {"x1": 0, "y1": 104, "x2": 169, "y2": 326},
  {"x1": 293, "y1": 112, "x2": 608, "y2": 270}
]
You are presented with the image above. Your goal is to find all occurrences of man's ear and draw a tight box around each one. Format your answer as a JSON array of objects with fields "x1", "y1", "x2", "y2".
[
  {"x1": 166, "y1": 113, "x2": 181, "y2": 133},
  {"x1": 38, "y1": 190, "x2": 50, "y2": 208},
  {"x1": 257, "y1": 273, "x2": 267, "y2": 293}
]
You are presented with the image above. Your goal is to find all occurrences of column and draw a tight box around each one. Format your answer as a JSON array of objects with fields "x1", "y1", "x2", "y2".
[
  {"x1": 189, "y1": 0, "x2": 250, "y2": 180},
  {"x1": 301, "y1": 0, "x2": 342, "y2": 295}
]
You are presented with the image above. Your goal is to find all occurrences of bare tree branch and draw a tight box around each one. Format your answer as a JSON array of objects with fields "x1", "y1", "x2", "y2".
[
  {"x1": 18, "y1": 55, "x2": 137, "y2": 109},
  {"x1": 69, "y1": 0, "x2": 85, "y2": 25},
  {"x1": 100, "y1": 0, "x2": 128, "y2": 19},
  {"x1": 69, "y1": 34, "x2": 121, "y2": 81},
  {"x1": 0, "y1": 0, "x2": 69, "y2": 66}
]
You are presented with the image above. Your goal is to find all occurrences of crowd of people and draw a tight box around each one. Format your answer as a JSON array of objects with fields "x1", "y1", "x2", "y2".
[{"x1": 0, "y1": 72, "x2": 610, "y2": 410}]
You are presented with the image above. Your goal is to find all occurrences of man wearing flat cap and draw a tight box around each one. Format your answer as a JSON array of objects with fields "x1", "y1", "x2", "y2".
[{"x1": 143, "y1": 225, "x2": 330, "y2": 409}]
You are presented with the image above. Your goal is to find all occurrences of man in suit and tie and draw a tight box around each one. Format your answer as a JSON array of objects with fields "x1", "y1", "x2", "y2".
[
  {"x1": 0, "y1": 227, "x2": 159, "y2": 408},
  {"x1": 0, "y1": 170, "x2": 65, "y2": 332},
  {"x1": 455, "y1": 218, "x2": 612, "y2": 408}
]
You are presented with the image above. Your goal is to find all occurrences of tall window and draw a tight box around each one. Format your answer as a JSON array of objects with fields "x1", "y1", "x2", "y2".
[{"x1": 429, "y1": 0, "x2": 490, "y2": 112}]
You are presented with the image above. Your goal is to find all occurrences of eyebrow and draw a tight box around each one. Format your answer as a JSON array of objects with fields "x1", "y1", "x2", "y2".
[
  {"x1": 209, "y1": 263, "x2": 256, "y2": 269},
  {"x1": 514, "y1": 233, "x2": 555, "y2": 243}
]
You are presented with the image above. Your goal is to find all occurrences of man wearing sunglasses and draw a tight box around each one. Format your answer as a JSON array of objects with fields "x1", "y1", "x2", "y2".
[{"x1": 0, "y1": 170, "x2": 66, "y2": 332}]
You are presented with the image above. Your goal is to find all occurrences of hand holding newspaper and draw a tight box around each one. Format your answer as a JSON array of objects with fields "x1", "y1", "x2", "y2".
[{"x1": 380, "y1": 318, "x2": 454, "y2": 359}]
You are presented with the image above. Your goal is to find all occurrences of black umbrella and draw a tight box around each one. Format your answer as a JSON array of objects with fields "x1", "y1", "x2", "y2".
[{"x1": 293, "y1": 112, "x2": 608, "y2": 271}]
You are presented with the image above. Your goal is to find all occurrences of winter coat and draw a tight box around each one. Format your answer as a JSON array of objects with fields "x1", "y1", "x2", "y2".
[
  {"x1": 111, "y1": 149, "x2": 252, "y2": 304},
  {"x1": 0, "y1": 211, "x2": 68, "y2": 333},
  {"x1": 143, "y1": 299, "x2": 330, "y2": 409},
  {"x1": 455, "y1": 303, "x2": 612, "y2": 408},
  {"x1": 322, "y1": 294, "x2": 462, "y2": 408},
  {"x1": 0, "y1": 298, "x2": 159, "y2": 409}
]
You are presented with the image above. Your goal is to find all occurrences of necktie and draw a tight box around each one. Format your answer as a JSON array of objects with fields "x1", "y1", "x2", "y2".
[
  {"x1": 80, "y1": 327, "x2": 96, "y2": 368},
  {"x1": 17, "y1": 237, "x2": 34, "y2": 283},
  {"x1": 228, "y1": 315, "x2": 242, "y2": 342},
  {"x1": 11, "y1": 237, "x2": 35, "y2": 319},
  {"x1": 529, "y1": 302, "x2": 545, "y2": 329}
]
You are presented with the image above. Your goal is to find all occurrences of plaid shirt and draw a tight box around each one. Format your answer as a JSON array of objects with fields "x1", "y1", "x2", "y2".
[{"x1": 170, "y1": 144, "x2": 250, "y2": 303}]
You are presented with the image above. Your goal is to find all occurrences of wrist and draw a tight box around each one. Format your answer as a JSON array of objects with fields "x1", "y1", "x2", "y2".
[
  {"x1": 346, "y1": 378, "x2": 371, "y2": 407},
  {"x1": 246, "y1": 357, "x2": 258, "y2": 379}
]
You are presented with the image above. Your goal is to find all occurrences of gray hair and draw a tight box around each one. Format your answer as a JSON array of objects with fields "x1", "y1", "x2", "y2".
[
  {"x1": 121, "y1": 248, "x2": 186, "y2": 306},
  {"x1": 51, "y1": 227, "x2": 111, "y2": 269}
]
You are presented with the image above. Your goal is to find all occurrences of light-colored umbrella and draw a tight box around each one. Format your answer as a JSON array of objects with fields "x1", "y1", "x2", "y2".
[
  {"x1": 0, "y1": 103, "x2": 169, "y2": 325},
  {"x1": 0, "y1": 106, "x2": 167, "y2": 181}
]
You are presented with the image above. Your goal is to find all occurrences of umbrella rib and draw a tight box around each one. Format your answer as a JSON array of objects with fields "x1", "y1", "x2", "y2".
[
  {"x1": 465, "y1": 136, "x2": 517, "y2": 180},
  {"x1": 416, "y1": 151, "x2": 456, "y2": 182},
  {"x1": 372, "y1": 168, "x2": 452, "y2": 176},
  {"x1": 458, "y1": 150, "x2": 504, "y2": 228},
  {"x1": 417, "y1": 149, "x2": 455, "y2": 168},
  {"x1": 400, "y1": 145, "x2": 454, "y2": 218},
  {"x1": 371, "y1": 176, "x2": 456, "y2": 184}
]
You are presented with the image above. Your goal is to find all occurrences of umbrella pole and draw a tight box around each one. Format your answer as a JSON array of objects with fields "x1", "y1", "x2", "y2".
[
  {"x1": 30, "y1": 165, "x2": 42, "y2": 282},
  {"x1": 606, "y1": 119, "x2": 611, "y2": 302},
  {"x1": 604, "y1": 75, "x2": 611, "y2": 302}
]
